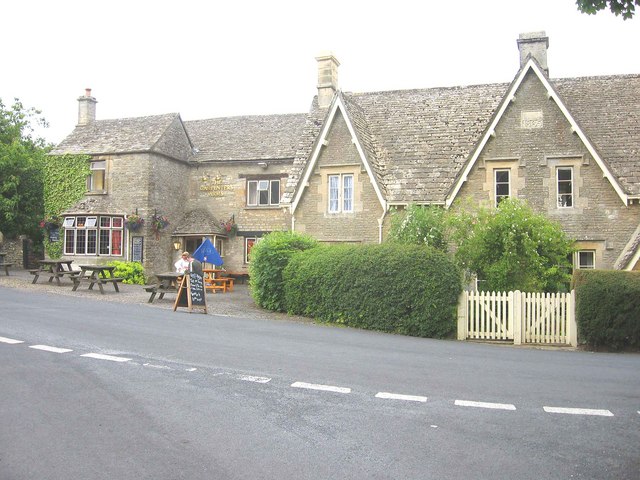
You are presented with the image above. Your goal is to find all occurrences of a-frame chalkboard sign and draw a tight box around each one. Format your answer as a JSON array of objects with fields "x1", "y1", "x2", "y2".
[{"x1": 173, "y1": 271, "x2": 207, "y2": 314}]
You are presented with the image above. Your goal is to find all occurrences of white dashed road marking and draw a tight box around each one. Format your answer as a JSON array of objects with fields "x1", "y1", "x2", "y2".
[
  {"x1": 29, "y1": 345, "x2": 73, "y2": 353},
  {"x1": 81, "y1": 353, "x2": 132, "y2": 363},
  {"x1": 455, "y1": 400, "x2": 516, "y2": 411},
  {"x1": 543, "y1": 406, "x2": 614, "y2": 416},
  {"x1": 291, "y1": 381, "x2": 351, "y2": 394},
  {"x1": 143, "y1": 363, "x2": 171, "y2": 370},
  {"x1": 375, "y1": 392, "x2": 428, "y2": 403},
  {"x1": 0, "y1": 336, "x2": 24, "y2": 344},
  {"x1": 237, "y1": 374, "x2": 271, "y2": 383}
]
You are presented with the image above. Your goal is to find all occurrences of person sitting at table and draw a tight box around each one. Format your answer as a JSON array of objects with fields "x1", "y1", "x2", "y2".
[{"x1": 175, "y1": 251, "x2": 191, "y2": 273}]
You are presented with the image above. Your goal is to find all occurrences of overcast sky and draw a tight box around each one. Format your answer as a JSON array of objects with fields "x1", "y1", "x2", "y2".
[{"x1": 4, "y1": 0, "x2": 639, "y2": 145}]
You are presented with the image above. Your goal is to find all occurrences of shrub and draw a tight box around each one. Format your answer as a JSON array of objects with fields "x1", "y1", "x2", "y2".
[
  {"x1": 452, "y1": 198, "x2": 574, "y2": 292},
  {"x1": 249, "y1": 231, "x2": 319, "y2": 311},
  {"x1": 284, "y1": 243, "x2": 462, "y2": 338},
  {"x1": 108, "y1": 261, "x2": 146, "y2": 285},
  {"x1": 388, "y1": 204, "x2": 448, "y2": 251},
  {"x1": 572, "y1": 270, "x2": 640, "y2": 350}
]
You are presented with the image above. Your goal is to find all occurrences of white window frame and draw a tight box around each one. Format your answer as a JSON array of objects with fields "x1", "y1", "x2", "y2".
[
  {"x1": 576, "y1": 250, "x2": 595, "y2": 269},
  {"x1": 328, "y1": 173, "x2": 354, "y2": 213},
  {"x1": 87, "y1": 160, "x2": 106, "y2": 192},
  {"x1": 247, "y1": 179, "x2": 280, "y2": 207},
  {"x1": 244, "y1": 237, "x2": 262, "y2": 264},
  {"x1": 63, "y1": 215, "x2": 123, "y2": 256},
  {"x1": 557, "y1": 167, "x2": 573, "y2": 208},
  {"x1": 494, "y1": 169, "x2": 511, "y2": 206}
]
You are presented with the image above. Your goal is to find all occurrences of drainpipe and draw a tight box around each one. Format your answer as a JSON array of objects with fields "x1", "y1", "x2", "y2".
[{"x1": 378, "y1": 204, "x2": 387, "y2": 244}]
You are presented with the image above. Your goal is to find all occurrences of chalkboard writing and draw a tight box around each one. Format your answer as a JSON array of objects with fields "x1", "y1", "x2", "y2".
[
  {"x1": 48, "y1": 227, "x2": 60, "y2": 243},
  {"x1": 173, "y1": 272, "x2": 207, "y2": 313},
  {"x1": 189, "y1": 272, "x2": 205, "y2": 306},
  {"x1": 131, "y1": 236, "x2": 143, "y2": 262}
]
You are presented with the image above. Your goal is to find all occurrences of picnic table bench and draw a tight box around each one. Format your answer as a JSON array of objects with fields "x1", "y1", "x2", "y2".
[
  {"x1": 0, "y1": 262, "x2": 14, "y2": 275},
  {"x1": 30, "y1": 260, "x2": 78, "y2": 285},
  {"x1": 72, "y1": 265, "x2": 123, "y2": 294},
  {"x1": 145, "y1": 272, "x2": 182, "y2": 303}
]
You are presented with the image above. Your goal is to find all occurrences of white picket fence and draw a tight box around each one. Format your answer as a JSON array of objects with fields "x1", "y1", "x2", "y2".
[{"x1": 457, "y1": 290, "x2": 577, "y2": 346}]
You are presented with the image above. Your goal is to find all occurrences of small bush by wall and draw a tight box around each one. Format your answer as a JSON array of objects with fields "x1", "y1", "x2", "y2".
[
  {"x1": 108, "y1": 261, "x2": 146, "y2": 285},
  {"x1": 572, "y1": 270, "x2": 640, "y2": 350},
  {"x1": 284, "y1": 243, "x2": 462, "y2": 338},
  {"x1": 249, "y1": 231, "x2": 319, "y2": 311}
]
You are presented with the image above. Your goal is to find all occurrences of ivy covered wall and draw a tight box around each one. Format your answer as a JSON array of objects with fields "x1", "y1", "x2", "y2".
[{"x1": 42, "y1": 154, "x2": 90, "y2": 258}]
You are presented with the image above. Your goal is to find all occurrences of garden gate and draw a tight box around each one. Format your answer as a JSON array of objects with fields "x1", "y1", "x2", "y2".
[{"x1": 457, "y1": 290, "x2": 577, "y2": 346}]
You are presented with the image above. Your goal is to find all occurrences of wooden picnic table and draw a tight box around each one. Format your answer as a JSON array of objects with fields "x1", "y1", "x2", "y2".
[
  {"x1": 0, "y1": 252, "x2": 12, "y2": 276},
  {"x1": 30, "y1": 260, "x2": 77, "y2": 285},
  {"x1": 71, "y1": 265, "x2": 122, "y2": 294},
  {"x1": 145, "y1": 272, "x2": 183, "y2": 303},
  {"x1": 203, "y1": 268, "x2": 234, "y2": 293}
]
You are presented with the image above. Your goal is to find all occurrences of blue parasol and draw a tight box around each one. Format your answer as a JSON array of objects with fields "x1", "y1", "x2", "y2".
[{"x1": 192, "y1": 238, "x2": 223, "y2": 266}]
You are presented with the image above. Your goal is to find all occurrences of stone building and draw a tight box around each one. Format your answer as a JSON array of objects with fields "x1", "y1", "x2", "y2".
[{"x1": 50, "y1": 32, "x2": 640, "y2": 275}]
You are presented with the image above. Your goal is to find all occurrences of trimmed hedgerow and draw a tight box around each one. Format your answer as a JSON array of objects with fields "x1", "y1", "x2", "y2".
[
  {"x1": 572, "y1": 270, "x2": 640, "y2": 351},
  {"x1": 249, "y1": 231, "x2": 319, "y2": 312},
  {"x1": 283, "y1": 243, "x2": 462, "y2": 338}
]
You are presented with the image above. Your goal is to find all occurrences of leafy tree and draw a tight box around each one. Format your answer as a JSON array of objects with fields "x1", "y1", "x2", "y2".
[
  {"x1": 0, "y1": 98, "x2": 49, "y2": 239},
  {"x1": 387, "y1": 204, "x2": 448, "y2": 251},
  {"x1": 576, "y1": 0, "x2": 638, "y2": 19},
  {"x1": 452, "y1": 198, "x2": 574, "y2": 292}
]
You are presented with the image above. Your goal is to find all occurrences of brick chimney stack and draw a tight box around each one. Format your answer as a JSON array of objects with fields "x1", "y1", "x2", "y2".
[
  {"x1": 316, "y1": 52, "x2": 340, "y2": 109},
  {"x1": 77, "y1": 88, "x2": 97, "y2": 126},
  {"x1": 517, "y1": 32, "x2": 549, "y2": 76}
]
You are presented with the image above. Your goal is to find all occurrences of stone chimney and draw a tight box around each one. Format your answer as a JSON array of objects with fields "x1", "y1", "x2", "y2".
[
  {"x1": 316, "y1": 52, "x2": 340, "y2": 109},
  {"x1": 77, "y1": 88, "x2": 97, "y2": 126},
  {"x1": 517, "y1": 31, "x2": 549, "y2": 75}
]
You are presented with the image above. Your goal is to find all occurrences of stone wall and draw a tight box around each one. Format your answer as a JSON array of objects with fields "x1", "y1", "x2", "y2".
[
  {"x1": 292, "y1": 110, "x2": 384, "y2": 243},
  {"x1": 454, "y1": 70, "x2": 640, "y2": 269}
]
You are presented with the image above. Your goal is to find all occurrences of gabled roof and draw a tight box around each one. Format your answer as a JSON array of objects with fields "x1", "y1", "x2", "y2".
[
  {"x1": 171, "y1": 209, "x2": 225, "y2": 236},
  {"x1": 286, "y1": 64, "x2": 640, "y2": 208},
  {"x1": 288, "y1": 93, "x2": 387, "y2": 213},
  {"x1": 448, "y1": 58, "x2": 638, "y2": 206},
  {"x1": 50, "y1": 113, "x2": 191, "y2": 161},
  {"x1": 185, "y1": 113, "x2": 308, "y2": 163},
  {"x1": 284, "y1": 84, "x2": 508, "y2": 206}
]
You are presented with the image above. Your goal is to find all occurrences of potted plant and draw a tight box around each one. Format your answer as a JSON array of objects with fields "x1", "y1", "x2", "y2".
[{"x1": 125, "y1": 213, "x2": 145, "y2": 231}]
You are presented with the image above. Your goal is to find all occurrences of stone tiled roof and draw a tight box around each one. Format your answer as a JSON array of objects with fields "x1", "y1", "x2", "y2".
[
  {"x1": 185, "y1": 113, "x2": 308, "y2": 163},
  {"x1": 50, "y1": 113, "x2": 185, "y2": 158},
  {"x1": 286, "y1": 73, "x2": 640, "y2": 205},
  {"x1": 554, "y1": 74, "x2": 640, "y2": 196},
  {"x1": 172, "y1": 209, "x2": 225, "y2": 236}
]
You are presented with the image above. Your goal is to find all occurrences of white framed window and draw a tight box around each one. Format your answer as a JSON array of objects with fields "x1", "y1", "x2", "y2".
[
  {"x1": 328, "y1": 174, "x2": 354, "y2": 213},
  {"x1": 63, "y1": 215, "x2": 123, "y2": 256},
  {"x1": 87, "y1": 160, "x2": 106, "y2": 192},
  {"x1": 247, "y1": 179, "x2": 280, "y2": 206},
  {"x1": 244, "y1": 237, "x2": 262, "y2": 263},
  {"x1": 494, "y1": 169, "x2": 510, "y2": 206},
  {"x1": 557, "y1": 167, "x2": 573, "y2": 208},
  {"x1": 576, "y1": 250, "x2": 595, "y2": 269}
]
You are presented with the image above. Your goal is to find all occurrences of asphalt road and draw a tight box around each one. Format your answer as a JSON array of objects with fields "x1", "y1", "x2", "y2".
[{"x1": 1, "y1": 284, "x2": 638, "y2": 479}]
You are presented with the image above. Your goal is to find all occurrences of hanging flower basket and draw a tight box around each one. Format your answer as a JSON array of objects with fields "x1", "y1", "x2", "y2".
[
  {"x1": 125, "y1": 213, "x2": 145, "y2": 231},
  {"x1": 220, "y1": 216, "x2": 237, "y2": 237},
  {"x1": 39, "y1": 215, "x2": 61, "y2": 231},
  {"x1": 150, "y1": 213, "x2": 170, "y2": 238}
]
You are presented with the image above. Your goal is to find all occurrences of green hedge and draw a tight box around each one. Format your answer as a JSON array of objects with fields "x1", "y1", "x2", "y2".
[
  {"x1": 249, "y1": 231, "x2": 319, "y2": 311},
  {"x1": 572, "y1": 270, "x2": 640, "y2": 350},
  {"x1": 283, "y1": 243, "x2": 462, "y2": 338}
]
